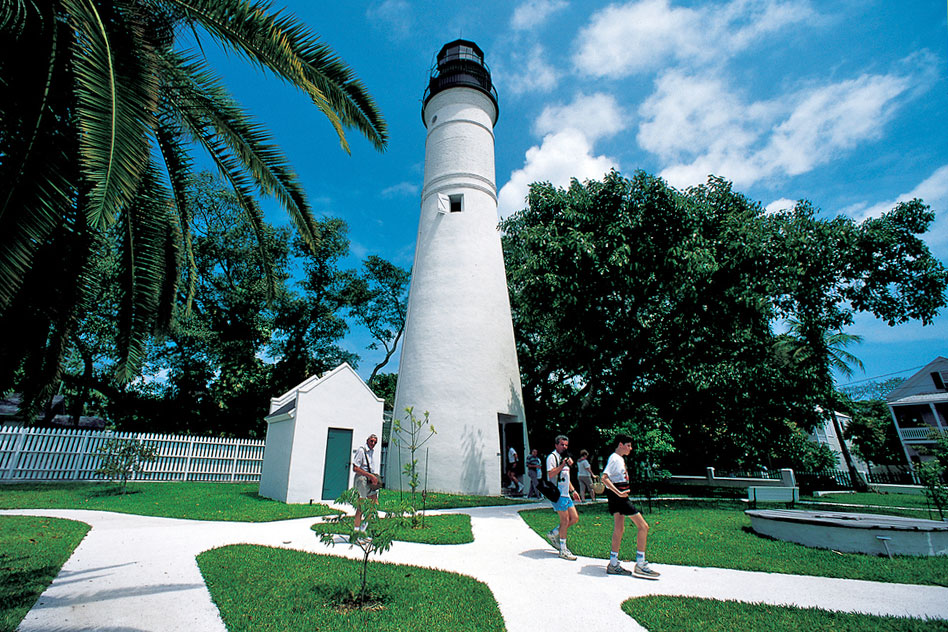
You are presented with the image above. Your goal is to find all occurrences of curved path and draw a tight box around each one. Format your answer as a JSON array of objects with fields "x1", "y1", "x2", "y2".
[{"x1": 4, "y1": 504, "x2": 947, "y2": 632}]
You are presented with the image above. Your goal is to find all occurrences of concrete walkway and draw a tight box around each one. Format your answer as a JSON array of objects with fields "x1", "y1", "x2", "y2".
[{"x1": 4, "y1": 504, "x2": 948, "y2": 631}]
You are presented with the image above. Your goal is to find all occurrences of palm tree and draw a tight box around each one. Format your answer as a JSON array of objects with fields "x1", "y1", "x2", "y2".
[
  {"x1": 776, "y1": 317, "x2": 868, "y2": 490},
  {"x1": 0, "y1": 0, "x2": 386, "y2": 412}
]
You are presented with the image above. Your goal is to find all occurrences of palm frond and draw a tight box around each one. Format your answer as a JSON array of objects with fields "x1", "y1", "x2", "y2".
[
  {"x1": 172, "y1": 98, "x2": 278, "y2": 300},
  {"x1": 153, "y1": 114, "x2": 198, "y2": 312},
  {"x1": 114, "y1": 162, "x2": 178, "y2": 382},
  {"x1": 0, "y1": 2, "x2": 74, "y2": 309},
  {"x1": 166, "y1": 0, "x2": 387, "y2": 151},
  {"x1": 158, "y1": 49, "x2": 321, "y2": 253},
  {"x1": 63, "y1": 0, "x2": 155, "y2": 228}
]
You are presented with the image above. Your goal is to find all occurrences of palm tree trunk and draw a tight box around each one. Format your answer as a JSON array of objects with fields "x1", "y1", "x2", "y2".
[{"x1": 830, "y1": 411, "x2": 868, "y2": 492}]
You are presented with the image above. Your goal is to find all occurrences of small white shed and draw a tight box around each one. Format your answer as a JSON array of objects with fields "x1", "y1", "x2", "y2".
[{"x1": 258, "y1": 363, "x2": 383, "y2": 504}]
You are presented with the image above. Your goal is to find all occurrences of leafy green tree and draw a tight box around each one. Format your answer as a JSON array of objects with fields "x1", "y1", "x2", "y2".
[
  {"x1": 0, "y1": 0, "x2": 387, "y2": 415},
  {"x1": 917, "y1": 431, "x2": 948, "y2": 520},
  {"x1": 842, "y1": 399, "x2": 906, "y2": 467},
  {"x1": 95, "y1": 438, "x2": 159, "y2": 493},
  {"x1": 501, "y1": 171, "x2": 947, "y2": 472},
  {"x1": 342, "y1": 256, "x2": 410, "y2": 382},
  {"x1": 367, "y1": 372, "x2": 398, "y2": 411}
]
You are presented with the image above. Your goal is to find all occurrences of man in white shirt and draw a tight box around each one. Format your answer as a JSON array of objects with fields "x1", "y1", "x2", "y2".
[
  {"x1": 506, "y1": 445, "x2": 522, "y2": 494},
  {"x1": 352, "y1": 434, "x2": 379, "y2": 533},
  {"x1": 601, "y1": 433, "x2": 660, "y2": 579},
  {"x1": 545, "y1": 435, "x2": 581, "y2": 560}
]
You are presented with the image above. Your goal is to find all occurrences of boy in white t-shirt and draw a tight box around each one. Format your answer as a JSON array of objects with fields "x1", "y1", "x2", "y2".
[{"x1": 601, "y1": 434, "x2": 660, "y2": 579}]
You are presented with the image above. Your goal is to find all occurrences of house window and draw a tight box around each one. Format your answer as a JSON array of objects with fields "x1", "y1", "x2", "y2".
[
  {"x1": 449, "y1": 194, "x2": 463, "y2": 213},
  {"x1": 932, "y1": 372, "x2": 946, "y2": 391}
]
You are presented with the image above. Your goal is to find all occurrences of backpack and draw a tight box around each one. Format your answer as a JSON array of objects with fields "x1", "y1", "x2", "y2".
[{"x1": 537, "y1": 452, "x2": 562, "y2": 502}]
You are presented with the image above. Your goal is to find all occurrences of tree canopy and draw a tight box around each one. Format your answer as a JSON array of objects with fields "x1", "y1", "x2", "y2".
[{"x1": 501, "y1": 170, "x2": 947, "y2": 471}]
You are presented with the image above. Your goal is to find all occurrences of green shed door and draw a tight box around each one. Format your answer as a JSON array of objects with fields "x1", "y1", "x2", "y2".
[{"x1": 322, "y1": 428, "x2": 353, "y2": 501}]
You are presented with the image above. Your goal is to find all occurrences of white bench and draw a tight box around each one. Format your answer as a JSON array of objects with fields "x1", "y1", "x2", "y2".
[{"x1": 747, "y1": 486, "x2": 799, "y2": 509}]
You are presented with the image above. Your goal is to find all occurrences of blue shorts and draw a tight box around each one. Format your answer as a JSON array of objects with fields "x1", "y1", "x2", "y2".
[{"x1": 552, "y1": 494, "x2": 574, "y2": 512}]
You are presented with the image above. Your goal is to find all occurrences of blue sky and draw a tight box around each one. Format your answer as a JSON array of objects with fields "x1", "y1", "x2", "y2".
[{"x1": 201, "y1": 0, "x2": 947, "y2": 390}]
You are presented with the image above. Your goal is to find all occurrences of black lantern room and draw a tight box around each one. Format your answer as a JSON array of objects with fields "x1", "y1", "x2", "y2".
[{"x1": 423, "y1": 39, "x2": 499, "y2": 122}]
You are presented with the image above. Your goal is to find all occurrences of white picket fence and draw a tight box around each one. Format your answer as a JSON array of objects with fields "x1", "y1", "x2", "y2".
[{"x1": 0, "y1": 425, "x2": 265, "y2": 482}]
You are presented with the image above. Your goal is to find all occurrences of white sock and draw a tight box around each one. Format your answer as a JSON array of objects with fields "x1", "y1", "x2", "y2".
[
  {"x1": 610, "y1": 552, "x2": 619, "y2": 565},
  {"x1": 636, "y1": 550, "x2": 645, "y2": 564},
  {"x1": 559, "y1": 538, "x2": 567, "y2": 550}
]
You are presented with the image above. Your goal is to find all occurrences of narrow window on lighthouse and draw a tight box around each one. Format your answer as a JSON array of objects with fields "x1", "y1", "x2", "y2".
[{"x1": 449, "y1": 194, "x2": 463, "y2": 213}]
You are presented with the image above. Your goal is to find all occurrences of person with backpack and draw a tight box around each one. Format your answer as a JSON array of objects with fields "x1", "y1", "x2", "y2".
[
  {"x1": 545, "y1": 435, "x2": 580, "y2": 560},
  {"x1": 601, "y1": 434, "x2": 660, "y2": 578}
]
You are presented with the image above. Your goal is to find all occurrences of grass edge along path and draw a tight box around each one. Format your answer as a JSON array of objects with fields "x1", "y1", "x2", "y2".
[
  {"x1": 197, "y1": 544, "x2": 505, "y2": 632},
  {"x1": 312, "y1": 513, "x2": 474, "y2": 544},
  {"x1": 519, "y1": 501, "x2": 948, "y2": 586},
  {"x1": 0, "y1": 482, "x2": 521, "y2": 522},
  {"x1": 0, "y1": 482, "x2": 339, "y2": 522},
  {"x1": 622, "y1": 596, "x2": 948, "y2": 632},
  {"x1": 0, "y1": 516, "x2": 89, "y2": 632}
]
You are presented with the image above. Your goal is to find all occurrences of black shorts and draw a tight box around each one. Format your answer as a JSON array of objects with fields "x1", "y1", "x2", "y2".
[{"x1": 606, "y1": 485, "x2": 640, "y2": 516}]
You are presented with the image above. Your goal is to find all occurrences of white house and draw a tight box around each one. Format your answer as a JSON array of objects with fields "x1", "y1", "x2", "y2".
[
  {"x1": 886, "y1": 356, "x2": 948, "y2": 466},
  {"x1": 809, "y1": 410, "x2": 868, "y2": 473},
  {"x1": 258, "y1": 363, "x2": 383, "y2": 504}
]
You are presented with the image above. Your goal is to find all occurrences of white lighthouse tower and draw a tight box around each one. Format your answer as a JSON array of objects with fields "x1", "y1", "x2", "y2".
[{"x1": 388, "y1": 40, "x2": 528, "y2": 496}]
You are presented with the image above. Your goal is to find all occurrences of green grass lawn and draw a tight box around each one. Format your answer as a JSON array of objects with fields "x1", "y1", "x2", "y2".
[
  {"x1": 804, "y1": 492, "x2": 932, "y2": 509},
  {"x1": 377, "y1": 489, "x2": 522, "y2": 510},
  {"x1": 0, "y1": 482, "x2": 519, "y2": 521},
  {"x1": 0, "y1": 516, "x2": 89, "y2": 632},
  {"x1": 197, "y1": 544, "x2": 505, "y2": 632},
  {"x1": 0, "y1": 482, "x2": 339, "y2": 521},
  {"x1": 623, "y1": 596, "x2": 948, "y2": 632},
  {"x1": 312, "y1": 513, "x2": 474, "y2": 545},
  {"x1": 520, "y1": 500, "x2": 948, "y2": 586}
]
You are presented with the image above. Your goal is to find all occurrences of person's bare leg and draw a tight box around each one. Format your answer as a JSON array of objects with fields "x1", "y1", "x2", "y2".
[
  {"x1": 630, "y1": 512, "x2": 649, "y2": 554},
  {"x1": 611, "y1": 512, "x2": 625, "y2": 552}
]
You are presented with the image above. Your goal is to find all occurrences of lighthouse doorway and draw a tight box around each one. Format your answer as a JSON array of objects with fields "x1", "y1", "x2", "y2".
[{"x1": 498, "y1": 413, "x2": 524, "y2": 492}]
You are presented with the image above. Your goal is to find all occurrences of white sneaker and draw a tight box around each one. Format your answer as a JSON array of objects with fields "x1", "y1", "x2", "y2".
[
  {"x1": 558, "y1": 547, "x2": 577, "y2": 561},
  {"x1": 607, "y1": 563, "x2": 632, "y2": 575},
  {"x1": 546, "y1": 530, "x2": 559, "y2": 550},
  {"x1": 633, "y1": 561, "x2": 660, "y2": 579}
]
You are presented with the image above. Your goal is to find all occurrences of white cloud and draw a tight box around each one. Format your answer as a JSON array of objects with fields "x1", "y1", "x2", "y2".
[
  {"x1": 573, "y1": 0, "x2": 815, "y2": 79},
  {"x1": 497, "y1": 129, "x2": 618, "y2": 217},
  {"x1": 511, "y1": 0, "x2": 568, "y2": 30},
  {"x1": 639, "y1": 70, "x2": 913, "y2": 189},
  {"x1": 841, "y1": 164, "x2": 948, "y2": 259},
  {"x1": 380, "y1": 181, "x2": 419, "y2": 198},
  {"x1": 498, "y1": 93, "x2": 624, "y2": 217},
  {"x1": 762, "y1": 73, "x2": 912, "y2": 176},
  {"x1": 534, "y1": 92, "x2": 625, "y2": 141},
  {"x1": 765, "y1": 198, "x2": 796, "y2": 214},
  {"x1": 499, "y1": 44, "x2": 560, "y2": 95},
  {"x1": 366, "y1": 0, "x2": 412, "y2": 38},
  {"x1": 844, "y1": 164, "x2": 948, "y2": 222}
]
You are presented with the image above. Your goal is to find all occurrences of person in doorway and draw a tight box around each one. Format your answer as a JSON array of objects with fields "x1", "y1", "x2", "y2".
[
  {"x1": 546, "y1": 435, "x2": 580, "y2": 560},
  {"x1": 506, "y1": 445, "x2": 522, "y2": 494},
  {"x1": 352, "y1": 434, "x2": 380, "y2": 534},
  {"x1": 576, "y1": 449, "x2": 596, "y2": 503},
  {"x1": 525, "y1": 448, "x2": 542, "y2": 498},
  {"x1": 601, "y1": 434, "x2": 660, "y2": 579}
]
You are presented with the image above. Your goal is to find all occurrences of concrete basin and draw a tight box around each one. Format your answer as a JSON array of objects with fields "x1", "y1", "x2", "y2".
[{"x1": 746, "y1": 509, "x2": 948, "y2": 557}]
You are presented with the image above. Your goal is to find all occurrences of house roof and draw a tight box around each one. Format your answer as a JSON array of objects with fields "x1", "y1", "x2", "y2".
[
  {"x1": 265, "y1": 399, "x2": 296, "y2": 420},
  {"x1": 267, "y1": 362, "x2": 383, "y2": 415},
  {"x1": 888, "y1": 392, "x2": 948, "y2": 406},
  {"x1": 886, "y1": 356, "x2": 948, "y2": 403}
]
